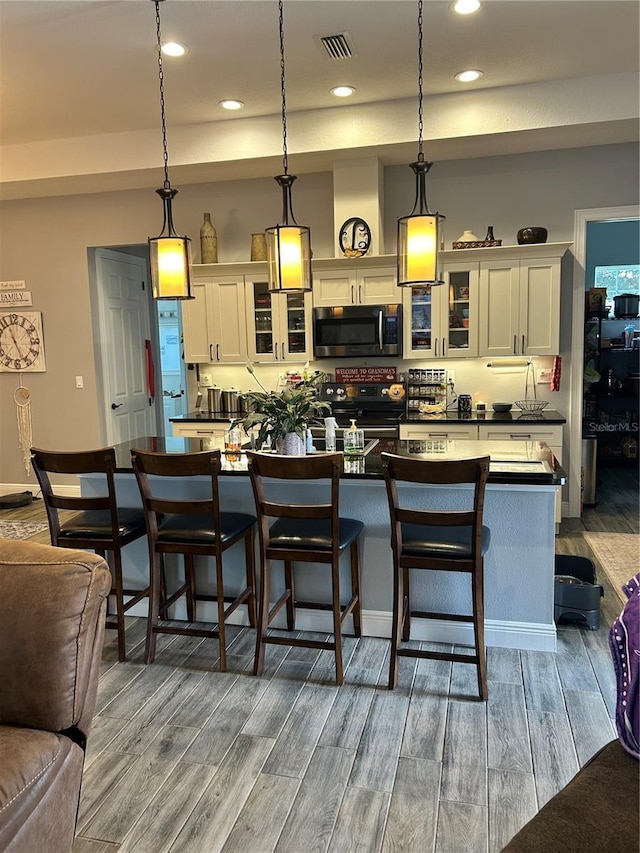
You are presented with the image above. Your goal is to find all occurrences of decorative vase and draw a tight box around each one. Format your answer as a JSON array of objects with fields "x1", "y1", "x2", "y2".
[
  {"x1": 200, "y1": 213, "x2": 218, "y2": 263},
  {"x1": 517, "y1": 226, "x2": 547, "y2": 245},
  {"x1": 250, "y1": 232, "x2": 268, "y2": 261},
  {"x1": 275, "y1": 432, "x2": 306, "y2": 456},
  {"x1": 456, "y1": 229, "x2": 480, "y2": 242}
]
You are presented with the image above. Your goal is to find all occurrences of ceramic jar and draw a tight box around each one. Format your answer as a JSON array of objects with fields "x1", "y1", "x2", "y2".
[{"x1": 250, "y1": 232, "x2": 268, "y2": 261}]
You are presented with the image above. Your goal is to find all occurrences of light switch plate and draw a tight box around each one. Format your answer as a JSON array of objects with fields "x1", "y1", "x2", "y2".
[{"x1": 537, "y1": 368, "x2": 551, "y2": 384}]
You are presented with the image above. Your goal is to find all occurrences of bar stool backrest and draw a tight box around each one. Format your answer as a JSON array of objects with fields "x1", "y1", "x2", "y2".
[
  {"x1": 31, "y1": 447, "x2": 120, "y2": 543},
  {"x1": 130, "y1": 449, "x2": 223, "y2": 537},
  {"x1": 246, "y1": 451, "x2": 343, "y2": 554},
  {"x1": 381, "y1": 453, "x2": 490, "y2": 565}
]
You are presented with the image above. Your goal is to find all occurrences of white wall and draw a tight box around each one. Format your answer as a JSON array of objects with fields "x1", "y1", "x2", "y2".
[{"x1": 0, "y1": 142, "x2": 638, "y2": 489}]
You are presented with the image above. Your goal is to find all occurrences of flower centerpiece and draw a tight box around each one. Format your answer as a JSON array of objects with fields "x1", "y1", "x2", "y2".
[{"x1": 233, "y1": 363, "x2": 330, "y2": 454}]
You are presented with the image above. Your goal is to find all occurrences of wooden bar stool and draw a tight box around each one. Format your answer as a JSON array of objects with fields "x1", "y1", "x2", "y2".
[
  {"x1": 130, "y1": 448, "x2": 257, "y2": 670},
  {"x1": 247, "y1": 451, "x2": 363, "y2": 686},
  {"x1": 381, "y1": 453, "x2": 491, "y2": 699},
  {"x1": 31, "y1": 446, "x2": 149, "y2": 662}
]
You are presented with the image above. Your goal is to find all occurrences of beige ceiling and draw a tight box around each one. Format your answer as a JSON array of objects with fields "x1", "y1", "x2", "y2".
[{"x1": 1, "y1": 0, "x2": 638, "y2": 199}]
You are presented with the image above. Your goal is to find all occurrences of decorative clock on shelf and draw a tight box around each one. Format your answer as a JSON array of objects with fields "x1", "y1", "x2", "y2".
[
  {"x1": 0, "y1": 311, "x2": 46, "y2": 372},
  {"x1": 339, "y1": 217, "x2": 372, "y2": 258}
]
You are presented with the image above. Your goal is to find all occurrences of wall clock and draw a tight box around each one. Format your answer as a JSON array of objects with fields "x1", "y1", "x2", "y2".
[
  {"x1": 339, "y1": 217, "x2": 372, "y2": 258},
  {"x1": 0, "y1": 311, "x2": 46, "y2": 372}
]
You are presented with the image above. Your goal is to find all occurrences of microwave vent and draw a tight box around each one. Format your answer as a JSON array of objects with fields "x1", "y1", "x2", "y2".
[{"x1": 315, "y1": 32, "x2": 357, "y2": 60}]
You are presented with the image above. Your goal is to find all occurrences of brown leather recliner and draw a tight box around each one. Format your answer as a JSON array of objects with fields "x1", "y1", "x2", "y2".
[{"x1": 0, "y1": 539, "x2": 111, "y2": 853}]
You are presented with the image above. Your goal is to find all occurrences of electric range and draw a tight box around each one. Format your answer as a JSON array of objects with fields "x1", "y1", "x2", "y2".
[{"x1": 314, "y1": 381, "x2": 406, "y2": 438}]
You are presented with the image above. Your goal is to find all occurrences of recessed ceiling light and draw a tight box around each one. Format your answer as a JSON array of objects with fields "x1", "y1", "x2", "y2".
[
  {"x1": 331, "y1": 85, "x2": 356, "y2": 98},
  {"x1": 455, "y1": 69, "x2": 483, "y2": 83},
  {"x1": 161, "y1": 42, "x2": 186, "y2": 57},
  {"x1": 219, "y1": 99, "x2": 245, "y2": 111},
  {"x1": 452, "y1": 0, "x2": 481, "y2": 14}
]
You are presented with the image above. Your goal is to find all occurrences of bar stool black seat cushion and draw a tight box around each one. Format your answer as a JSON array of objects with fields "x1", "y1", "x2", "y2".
[
  {"x1": 502, "y1": 739, "x2": 639, "y2": 852},
  {"x1": 157, "y1": 512, "x2": 256, "y2": 544},
  {"x1": 401, "y1": 523, "x2": 491, "y2": 558},
  {"x1": 59, "y1": 508, "x2": 146, "y2": 539},
  {"x1": 269, "y1": 517, "x2": 364, "y2": 551}
]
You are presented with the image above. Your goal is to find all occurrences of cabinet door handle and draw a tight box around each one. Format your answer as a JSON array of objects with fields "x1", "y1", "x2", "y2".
[
  {"x1": 359, "y1": 284, "x2": 363, "y2": 303},
  {"x1": 442, "y1": 337, "x2": 446, "y2": 357},
  {"x1": 209, "y1": 344, "x2": 214, "y2": 361},
  {"x1": 427, "y1": 432, "x2": 449, "y2": 438},
  {"x1": 351, "y1": 284, "x2": 356, "y2": 304},
  {"x1": 435, "y1": 338, "x2": 439, "y2": 358},
  {"x1": 282, "y1": 341, "x2": 286, "y2": 360},
  {"x1": 216, "y1": 344, "x2": 220, "y2": 361},
  {"x1": 509, "y1": 434, "x2": 532, "y2": 439},
  {"x1": 514, "y1": 335, "x2": 518, "y2": 355},
  {"x1": 522, "y1": 335, "x2": 526, "y2": 354},
  {"x1": 274, "y1": 341, "x2": 278, "y2": 360}
]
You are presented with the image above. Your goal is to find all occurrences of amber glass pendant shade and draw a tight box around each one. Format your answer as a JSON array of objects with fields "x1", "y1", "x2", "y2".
[
  {"x1": 266, "y1": 174, "x2": 312, "y2": 293},
  {"x1": 148, "y1": 188, "x2": 193, "y2": 300},
  {"x1": 397, "y1": 212, "x2": 444, "y2": 286}
]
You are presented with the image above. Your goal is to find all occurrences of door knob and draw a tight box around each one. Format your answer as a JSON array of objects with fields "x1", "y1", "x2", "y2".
[{"x1": 111, "y1": 402, "x2": 123, "y2": 410}]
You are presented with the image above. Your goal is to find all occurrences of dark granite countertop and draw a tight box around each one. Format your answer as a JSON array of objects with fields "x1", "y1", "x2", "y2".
[
  {"x1": 171, "y1": 409, "x2": 566, "y2": 426},
  {"x1": 113, "y1": 436, "x2": 565, "y2": 486}
]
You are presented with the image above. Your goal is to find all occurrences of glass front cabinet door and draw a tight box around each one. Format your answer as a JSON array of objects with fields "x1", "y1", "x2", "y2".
[
  {"x1": 247, "y1": 281, "x2": 313, "y2": 362},
  {"x1": 403, "y1": 263, "x2": 479, "y2": 359}
]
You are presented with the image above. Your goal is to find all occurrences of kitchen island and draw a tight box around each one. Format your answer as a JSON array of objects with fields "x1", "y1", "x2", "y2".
[{"x1": 82, "y1": 438, "x2": 565, "y2": 652}]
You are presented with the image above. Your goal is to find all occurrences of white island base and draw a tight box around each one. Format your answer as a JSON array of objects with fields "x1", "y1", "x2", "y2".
[{"x1": 82, "y1": 463, "x2": 558, "y2": 653}]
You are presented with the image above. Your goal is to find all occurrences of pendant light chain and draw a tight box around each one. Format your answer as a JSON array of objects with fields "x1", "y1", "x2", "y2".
[
  {"x1": 417, "y1": 0, "x2": 424, "y2": 163},
  {"x1": 155, "y1": 0, "x2": 170, "y2": 190},
  {"x1": 278, "y1": 0, "x2": 289, "y2": 176}
]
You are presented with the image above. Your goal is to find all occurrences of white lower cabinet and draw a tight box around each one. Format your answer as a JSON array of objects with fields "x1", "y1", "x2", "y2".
[
  {"x1": 171, "y1": 422, "x2": 230, "y2": 444},
  {"x1": 400, "y1": 424, "x2": 479, "y2": 441},
  {"x1": 478, "y1": 423, "x2": 563, "y2": 524}
]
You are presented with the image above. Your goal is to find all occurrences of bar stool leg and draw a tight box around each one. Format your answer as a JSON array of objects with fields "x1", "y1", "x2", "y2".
[
  {"x1": 331, "y1": 559, "x2": 344, "y2": 685},
  {"x1": 473, "y1": 560, "x2": 488, "y2": 700},
  {"x1": 215, "y1": 552, "x2": 227, "y2": 672},
  {"x1": 184, "y1": 553, "x2": 196, "y2": 622},
  {"x1": 388, "y1": 556, "x2": 403, "y2": 690},
  {"x1": 284, "y1": 560, "x2": 295, "y2": 630},
  {"x1": 254, "y1": 558, "x2": 271, "y2": 676},
  {"x1": 145, "y1": 550, "x2": 162, "y2": 664},
  {"x1": 350, "y1": 538, "x2": 362, "y2": 637},
  {"x1": 110, "y1": 548, "x2": 127, "y2": 662},
  {"x1": 245, "y1": 530, "x2": 257, "y2": 628},
  {"x1": 401, "y1": 564, "x2": 411, "y2": 642}
]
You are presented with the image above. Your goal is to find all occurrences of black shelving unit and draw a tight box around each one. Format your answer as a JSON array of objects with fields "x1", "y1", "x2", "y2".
[{"x1": 583, "y1": 315, "x2": 639, "y2": 467}]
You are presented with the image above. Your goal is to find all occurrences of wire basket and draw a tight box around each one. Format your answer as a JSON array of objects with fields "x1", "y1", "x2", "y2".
[{"x1": 514, "y1": 400, "x2": 549, "y2": 413}]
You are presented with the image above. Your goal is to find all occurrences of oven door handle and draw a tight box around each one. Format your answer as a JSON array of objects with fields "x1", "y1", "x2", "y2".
[{"x1": 378, "y1": 309, "x2": 384, "y2": 351}]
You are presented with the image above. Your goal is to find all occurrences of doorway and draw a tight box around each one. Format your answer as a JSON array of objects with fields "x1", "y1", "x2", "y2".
[
  {"x1": 569, "y1": 206, "x2": 640, "y2": 516},
  {"x1": 90, "y1": 245, "x2": 187, "y2": 442}
]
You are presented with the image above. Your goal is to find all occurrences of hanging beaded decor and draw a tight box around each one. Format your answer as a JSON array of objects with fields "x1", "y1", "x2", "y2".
[{"x1": 14, "y1": 386, "x2": 33, "y2": 475}]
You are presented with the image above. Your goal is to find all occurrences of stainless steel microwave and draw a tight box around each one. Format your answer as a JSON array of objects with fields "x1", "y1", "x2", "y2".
[{"x1": 313, "y1": 304, "x2": 402, "y2": 358}]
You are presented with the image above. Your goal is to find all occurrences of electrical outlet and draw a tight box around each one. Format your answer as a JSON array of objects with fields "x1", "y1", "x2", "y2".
[
  {"x1": 200, "y1": 373, "x2": 211, "y2": 386},
  {"x1": 537, "y1": 369, "x2": 551, "y2": 384}
]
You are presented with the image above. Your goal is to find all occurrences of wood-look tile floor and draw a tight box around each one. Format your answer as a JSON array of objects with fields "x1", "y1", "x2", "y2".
[{"x1": 3, "y1": 466, "x2": 637, "y2": 853}]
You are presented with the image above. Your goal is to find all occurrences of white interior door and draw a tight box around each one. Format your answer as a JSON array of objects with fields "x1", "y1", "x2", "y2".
[{"x1": 96, "y1": 249, "x2": 156, "y2": 444}]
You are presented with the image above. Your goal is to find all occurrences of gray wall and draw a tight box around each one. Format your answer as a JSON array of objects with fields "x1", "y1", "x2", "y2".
[{"x1": 0, "y1": 142, "x2": 638, "y2": 487}]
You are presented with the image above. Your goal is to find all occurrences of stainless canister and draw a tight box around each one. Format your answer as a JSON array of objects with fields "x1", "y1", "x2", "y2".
[
  {"x1": 222, "y1": 389, "x2": 241, "y2": 415},
  {"x1": 207, "y1": 387, "x2": 223, "y2": 413}
]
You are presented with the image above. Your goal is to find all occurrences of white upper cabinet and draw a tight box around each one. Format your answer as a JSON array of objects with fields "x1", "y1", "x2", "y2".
[
  {"x1": 246, "y1": 281, "x2": 313, "y2": 363},
  {"x1": 312, "y1": 267, "x2": 397, "y2": 307},
  {"x1": 403, "y1": 263, "x2": 480, "y2": 360},
  {"x1": 182, "y1": 276, "x2": 247, "y2": 363},
  {"x1": 479, "y1": 256, "x2": 562, "y2": 357}
]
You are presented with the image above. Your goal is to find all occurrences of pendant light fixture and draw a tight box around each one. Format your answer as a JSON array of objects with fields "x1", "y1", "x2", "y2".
[
  {"x1": 265, "y1": 0, "x2": 312, "y2": 293},
  {"x1": 397, "y1": 0, "x2": 445, "y2": 288},
  {"x1": 148, "y1": 0, "x2": 193, "y2": 300}
]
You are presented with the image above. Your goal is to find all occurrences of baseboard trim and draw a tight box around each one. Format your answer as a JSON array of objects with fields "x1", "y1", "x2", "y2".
[
  {"x1": 117, "y1": 600, "x2": 557, "y2": 653},
  {"x1": 0, "y1": 483, "x2": 80, "y2": 498}
]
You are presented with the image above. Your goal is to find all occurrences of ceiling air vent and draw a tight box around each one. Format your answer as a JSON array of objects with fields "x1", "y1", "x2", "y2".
[{"x1": 315, "y1": 31, "x2": 357, "y2": 60}]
